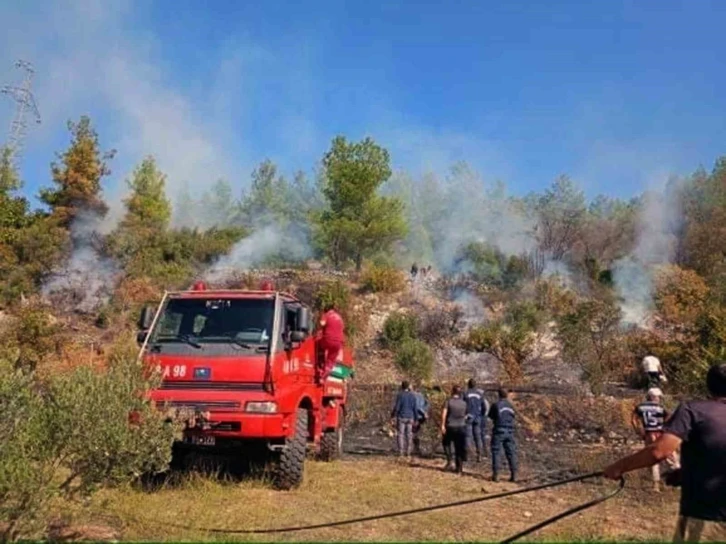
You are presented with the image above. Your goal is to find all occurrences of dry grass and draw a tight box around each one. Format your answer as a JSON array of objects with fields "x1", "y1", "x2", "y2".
[{"x1": 60, "y1": 455, "x2": 679, "y2": 542}]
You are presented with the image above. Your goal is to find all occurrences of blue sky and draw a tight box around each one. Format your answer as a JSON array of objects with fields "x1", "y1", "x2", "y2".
[{"x1": 1, "y1": 0, "x2": 725, "y2": 213}]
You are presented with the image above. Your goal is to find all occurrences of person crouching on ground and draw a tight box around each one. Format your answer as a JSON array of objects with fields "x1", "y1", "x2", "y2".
[
  {"x1": 604, "y1": 364, "x2": 726, "y2": 542},
  {"x1": 441, "y1": 385, "x2": 468, "y2": 474}
]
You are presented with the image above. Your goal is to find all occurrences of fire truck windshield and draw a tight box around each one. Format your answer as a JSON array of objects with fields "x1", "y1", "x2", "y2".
[{"x1": 148, "y1": 298, "x2": 275, "y2": 354}]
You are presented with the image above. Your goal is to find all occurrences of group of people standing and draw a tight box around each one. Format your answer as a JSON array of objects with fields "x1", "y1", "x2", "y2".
[
  {"x1": 410, "y1": 262, "x2": 432, "y2": 280},
  {"x1": 390, "y1": 379, "x2": 518, "y2": 482}
]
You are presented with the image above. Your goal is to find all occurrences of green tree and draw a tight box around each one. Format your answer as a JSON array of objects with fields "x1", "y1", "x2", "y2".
[
  {"x1": 530, "y1": 175, "x2": 587, "y2": 263},
  {"x1": 238, "y1": 159, "x2": 290, "y2": 227},
  {"x1": 0, "y1": 151, "x2": 65, "y2": 305},
  {"x1": 556, "y1": 297, "x2": 628, "y2": 394},
  {"x1": 383, "y1": 171, "x2": 434, "y2": 264},
  {"x1": 106, "y1": 158, "x2": 179, "y2": 283},
  {"x1": 40, "y1": 116, "x2": 114, "y2": 228},
  {"x1": 200, "y1": 179, "x2": 237, "y2": 228},
  {"x1": 315, "y1": 136, "x2": 406, "y2": 270},
  {"x1": 120, "y1": 157, "x2": 171, "y2": 234},
  {"x1": 459, "y1": 302, "x2": 544, "y2": 383},
  {"x1": 172, "y1": 180, "x2": 196, "y2": 228},
  {"x1": 678, "y1": 158, "x2": 726, "y2": 300},
  {"x1": 0, "y1": 147, "x2": 21, "y2": 193}
]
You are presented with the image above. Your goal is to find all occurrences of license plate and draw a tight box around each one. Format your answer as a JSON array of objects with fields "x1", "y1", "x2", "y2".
[{"x1": 187, "y1": 435, "x2": 215, "y2": 446}]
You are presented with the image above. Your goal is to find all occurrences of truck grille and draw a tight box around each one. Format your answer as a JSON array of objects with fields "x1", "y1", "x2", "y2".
[
  {"x1": 155, "y1": 400, "x2": 241, "y2": 411},
  {"x1": 158, "y1": 381, "x2": 265, "y2": 391}
]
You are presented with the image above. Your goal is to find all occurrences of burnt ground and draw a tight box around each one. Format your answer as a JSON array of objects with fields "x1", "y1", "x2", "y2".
[{"x1": 344, "y1": 383, "x2": 644, "y2": 482}]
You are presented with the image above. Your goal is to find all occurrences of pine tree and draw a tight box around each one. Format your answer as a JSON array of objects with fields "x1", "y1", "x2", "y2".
[
  {"x1": 40, "y1": 116, "x2": 114, "y2": 228},
  {"x1": 107, "y1": 157, "x2": 171, "y2": 272},
  {"x1": 238, "y1": 159, "x2": 290, "y2": 227},
  {"x1": 199, "y1": 179, "x2": 237, "y2": 227},
  {"x1": 314, "y1": 136, "x2": 406, "y2": 270}
]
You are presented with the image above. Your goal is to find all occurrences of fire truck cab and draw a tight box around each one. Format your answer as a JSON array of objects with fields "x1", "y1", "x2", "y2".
[{"x1": 136, "y1": 280, "x2": 351, "y2": 489}]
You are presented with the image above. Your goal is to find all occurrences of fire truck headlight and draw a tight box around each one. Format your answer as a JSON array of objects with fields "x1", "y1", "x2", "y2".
[{"x1": 245, "y1": 401, "x2": 278, "y2": 413}]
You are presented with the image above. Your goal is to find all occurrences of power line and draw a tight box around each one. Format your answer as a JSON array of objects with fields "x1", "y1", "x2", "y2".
[{"x1": 1, "y1": 59, "x2": 41, "y2": 165}]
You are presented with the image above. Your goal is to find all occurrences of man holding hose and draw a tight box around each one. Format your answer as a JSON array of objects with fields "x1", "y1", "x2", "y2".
[{"x1": 604, "y1": 364, "x2": 726, "y2": 542}]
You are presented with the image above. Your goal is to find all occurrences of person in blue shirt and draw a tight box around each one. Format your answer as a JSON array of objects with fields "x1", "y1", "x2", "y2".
[
  {"x1": 390, "y1": 381, "x2": 418, "y2": 458},
  {"x1": 488, "y1": 387, "x2": 518, "y2": 482},
  {"x1": 464, "y1": 378, "x2": 489, "y2": 462}
]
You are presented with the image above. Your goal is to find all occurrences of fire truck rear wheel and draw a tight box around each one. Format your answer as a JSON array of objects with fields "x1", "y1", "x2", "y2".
[
  {"x1": 319, "y1": 407, "x2": 344, "y2": 462},
  {"x1": 273, "y1": 408, "x2": 308, "y2": 490}
]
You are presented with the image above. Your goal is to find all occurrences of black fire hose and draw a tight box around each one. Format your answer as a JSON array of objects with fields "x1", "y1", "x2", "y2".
[{"x1": 140, "y1": 471, "x2": 625, "y2": 542}]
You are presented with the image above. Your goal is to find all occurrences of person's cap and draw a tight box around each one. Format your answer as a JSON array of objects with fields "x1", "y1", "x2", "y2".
[{"x1": 647, "y1": 387, "x2": 663, "y2": 397}]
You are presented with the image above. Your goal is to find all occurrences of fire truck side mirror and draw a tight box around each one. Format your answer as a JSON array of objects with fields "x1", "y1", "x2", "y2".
[
  {"x1": 138, "y1": 305, "x2": 155, "y2": 330},
  {"x1": 136, "y1": 331, "x2": 148, "y2": 345},
  {"x1": 297, "y1": 307, "x2": 311, "y2": 333},
  {"x1": 289, "y1": 330, "x2": 306, "y2": 343}
]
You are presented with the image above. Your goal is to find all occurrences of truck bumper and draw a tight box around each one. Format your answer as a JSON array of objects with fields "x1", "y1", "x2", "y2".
[{"x1": 180, "y1": 411, "x2": 293, "y2": 441}]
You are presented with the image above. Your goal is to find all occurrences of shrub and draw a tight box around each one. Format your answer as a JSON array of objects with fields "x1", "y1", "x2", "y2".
[
  {"x1": 0, "y1": 303, "x2": 62, "y2": 373},
  {"x1": 556, "y1": 298, "x2": 628, "y2": 394},
  {"x1": 313, "y1": 280, "x2": 350, "y2": 313},
  {"x1": 0, "y1": 341, "x2": 179, "y2": 541},
  {"x1": 360, "y1": 265, "x2": 406, "y2": 294},
  {"x1": 455, "y1": 241, "x2": 506, "y2": 285},
  {"x1": 312, "y1": 280, "x2": 363, "y2": 339},
  {"x1": 653, "y1": 264, "x2": 709, "y2": 331},
  {"x1": 534, "y1": 278, "x2": 577, "y2": 319},
  {"x1": 394, "y1": 338, "x2": 434, "y2": 382},
  {"x1": 382, "y1": 312, "x2": 418, "y2": 349},
  {"x1": 417, "y1": 306, "x2": 461, "y2": 346},
  {"x1": 458, "y1": 301, "x2": 544, "y2": 383}
]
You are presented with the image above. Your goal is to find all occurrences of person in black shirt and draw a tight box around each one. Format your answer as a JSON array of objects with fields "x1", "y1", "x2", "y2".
[
  {"x1": 604, "y1": 364, "x2": 726, "y2": 542},
  {"x1": 390, "y1": 381, "x2": 418, "y2": 459},
  {"x1": 488, "y1": 388, "x2": 518, "y2": 482},
  {"x1": 440, "y1": 385, "x2": 468, "y2": 474}
]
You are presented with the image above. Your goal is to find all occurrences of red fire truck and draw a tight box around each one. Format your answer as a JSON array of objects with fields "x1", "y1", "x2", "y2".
[{"x1": 136, "y1": 280, "x2": 352, "y2": 489}]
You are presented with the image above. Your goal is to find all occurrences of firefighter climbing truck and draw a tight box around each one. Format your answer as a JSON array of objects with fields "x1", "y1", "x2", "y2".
[{"x1": 136, "y1": 280, "x2": 353, "y2": 490}]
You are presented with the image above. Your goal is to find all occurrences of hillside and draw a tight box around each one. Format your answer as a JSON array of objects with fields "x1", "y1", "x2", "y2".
[{"x1": 2, "y1": 122, "x2": 721, "y2": 543}]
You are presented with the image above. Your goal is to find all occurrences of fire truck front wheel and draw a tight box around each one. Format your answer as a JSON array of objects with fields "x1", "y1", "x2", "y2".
[{"x1": 272, "y1": 408, "x2": 308, "y2": 490}]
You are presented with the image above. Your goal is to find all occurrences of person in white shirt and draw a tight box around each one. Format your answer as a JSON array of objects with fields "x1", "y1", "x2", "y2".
[{"x1": 642, "y1": 355, "x2": 667, "y2": 389}]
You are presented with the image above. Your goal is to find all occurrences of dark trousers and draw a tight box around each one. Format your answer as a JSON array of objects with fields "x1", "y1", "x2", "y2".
[
  {"x1": 491, "y1": 430, "x2": 517, "y2": 478},
  {"x1": 647, "y1": 371, "x2": 661, "y2": 388},
  {"x1": 465, "y1": 419, "x2": 486, "y2": 457},
  {"x1": 443, "y1": 426, "x2": 467, "y2": 471}
]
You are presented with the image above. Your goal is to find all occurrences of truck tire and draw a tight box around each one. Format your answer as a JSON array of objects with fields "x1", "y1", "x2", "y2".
[
  {"x1": 273, "y1": 408, "x2": 308, "y2": 490},
  {"x1": 319, "y1": 407, "x2": 344, "y2": 462}
]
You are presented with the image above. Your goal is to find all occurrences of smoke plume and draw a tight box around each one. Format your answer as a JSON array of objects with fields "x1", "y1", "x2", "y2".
[
  {"x1": 394, "y1": 167, "x2": 537, "y2": 276},
  {"x1": 612, "y1": 182, "x2": 683, "y2": 326},
  {"x1": 203, "y1": 222, "x2": 312, "y2": 283},
  {"x1": 41, "y1": 211, "x2": 120, "y2": 313}
]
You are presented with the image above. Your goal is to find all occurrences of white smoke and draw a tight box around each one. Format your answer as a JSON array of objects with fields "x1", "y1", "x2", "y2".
[
  {"x1": 203, "y1": 222, "x2": 312, "y2": 283},
  {"x1": 542, "y1": 259, "x2": 576, "y2": 290},
  {"x1": 612, "y1": 182, "x2": 682, "y2": 326},
  {"x1": 451, "y1": 290, "x2": 488, "y2": 328},
  {"x1": 401, "y1": 167, "x2": 537, "y2": 276},
  {"x1": 41, "y1": 211, "x2": 120, "y2": 313}
]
